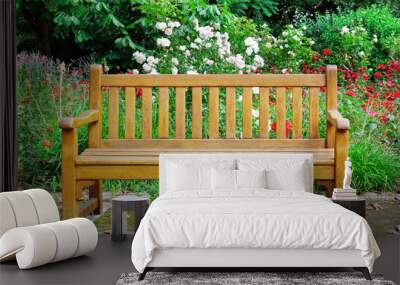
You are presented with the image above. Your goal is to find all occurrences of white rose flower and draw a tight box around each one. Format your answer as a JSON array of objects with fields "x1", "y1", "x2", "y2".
[
  {"x1": 238, "y1": 95, "x2": 243, "y2": 102},
  {"x1": 198, "y1": 26, "x2": 214, "y2": 40},
  {"x1": 150, "y1": 69, "x2": 159, "y2": 74},
  {"x1": 205, "y1": 42, "x2": 212, "y2": 48},
  {"x1": 130, "y1": 69, "x2": 139, "y2": 74},
  {"x1": 234, "y1": 54, "x2": 245, "y2": 69},
  {"x1": 194, "y1": 38, "x2": 202, "y2": 44},
  {"x1": 142, "y1": 63, "x2": 152, "y2": 73},
  {"x1": 190, "y1": 42, "x2": 199, "y2": 49},
  {"x1": 179, "y1": 45, "x2": 186, "y2": 51},
  {"x1": 282, "y1": 31, "x2": 289, "y2": 37},
  {"x1": 284, "y1": 44, "x2": 289, "y2": 48},
  {"x1": 147, "y1": 56, "x2": 155, "y2": 64},
  {"x1": 245, "y1": 47, "x2": 253, "y2": 56},
  {"x1": 214, "y1": 23, "x2": 220, "y2": 30},
  {"x1": 171, "y1": 57, "x2": 179, "y2": 65},
  {"x1": 252, "y1": 109, "x2": 259, "y2": 117},
  {"x1": 187, "y1": 70, "x2": 198, "y2": 74},
  {"x1": 358, "y1": 51, "x2": 365, "y2": 57},
  {"x1": 292, "y1": 35, "x2": 300, "y2": 41},
  {"x1": 252, "y1": 87, "x2": 260, "y2": 94},
  {"x1": 253, "y1": 55, "x2": 264, "y2": 67},
  {"x1": 171, "y1": 66, "x2": 178, "y2": 74},
  {"x1": 164, "y1": 28, "x2": 173, "y2": 36},
  {"x1": 155, "y1": 22, "x2": 167, "y2": 31},
  {"x1": 310, "y1": 40, "x2": 315, "y2": 45},
  {"x1": 204, "y1": 58, "x2": 214, "y2": 65},
  {"x1": 373, "y1": 34, "x2": 378, "y2": 43},
  {"x1": 184, "y1": 50, "x2": 191, "y2": 57},
  {"x1": 281, "y1": 68, "x2": 289, "y2": 74},
  {"x1": 279, "y1": 45, "x2": 284, "y2": 49},
  {"x1": 265, "y1": 42, "x2": 272, "y2": 48},
  {"x1": 133, "y1": 51, "x2": 146, "y2": 64},
  {"x1": 156, "y1": 38, "x2": 171, "y2": 47},
  {"x1": 341, "y1": 26, "x2": 350, "y2": 34}
]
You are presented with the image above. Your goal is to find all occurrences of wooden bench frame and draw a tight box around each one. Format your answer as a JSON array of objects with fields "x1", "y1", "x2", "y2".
[{"x1": 59, "y1": 64, "x2": 349, "y2": 219}]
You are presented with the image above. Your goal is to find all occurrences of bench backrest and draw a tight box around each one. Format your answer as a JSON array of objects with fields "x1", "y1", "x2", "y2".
[{"x1": 88, "y1": 65, "x2": 337, "y2": 150}]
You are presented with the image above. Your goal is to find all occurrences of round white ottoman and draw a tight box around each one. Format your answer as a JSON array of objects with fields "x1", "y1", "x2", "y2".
[{"x1": 0, "y1": 189, "x2": 98, "y2": 269}]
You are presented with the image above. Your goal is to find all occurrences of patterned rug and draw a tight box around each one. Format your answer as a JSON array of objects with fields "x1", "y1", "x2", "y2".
[{"x1": 116, "y1": 271, "x2": 395, "y2": 285}]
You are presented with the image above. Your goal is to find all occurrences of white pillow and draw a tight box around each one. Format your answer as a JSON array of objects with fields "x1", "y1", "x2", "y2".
[
  {"x1": 237, "y1": 158, "x2": 311, "y2": 192},
  {"x1": 211, "y1": 168, "x2": 237, "y2": 190},
  {"x1": 266, "y1": 167, "x2": 307, "y2": 191},
  {"x1": 236, "y1": 169, "x2": 267, "y2": 189},
  {"x1": 167, "y1": 163, "x2": 212, "y2": 191}
]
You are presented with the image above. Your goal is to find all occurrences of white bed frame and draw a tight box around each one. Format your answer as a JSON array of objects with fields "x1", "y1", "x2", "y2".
[{"x1": 139, "y1": 154, "x2": 371, "y2": 281}]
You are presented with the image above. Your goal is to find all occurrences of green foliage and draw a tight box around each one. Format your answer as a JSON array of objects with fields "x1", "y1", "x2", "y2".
[
  {"x1": 350, "y1": 139, "x2": 400, "y2": 192},
  {"x1": 219, "y1": 0, "x2": 278, "y2": 21},
  {"x1": 303, "y1": 5, "x2": 400, "y2": 67},
  {"x1": 16, "y1": 52, "x2": 90, "y2": 191}
]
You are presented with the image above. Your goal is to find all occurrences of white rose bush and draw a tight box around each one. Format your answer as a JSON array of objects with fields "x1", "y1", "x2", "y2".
[{"x1": 132, "y1": 19, "x2": 315, "y2": 75}]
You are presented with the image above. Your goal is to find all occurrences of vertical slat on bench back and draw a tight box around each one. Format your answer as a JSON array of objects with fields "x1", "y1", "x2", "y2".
[
  {"x1": 242, "y1": 87, "x2": 252, "y2": 138},
  {"x1": 326, "y1": 65, "x2": 337, "y2": 147},
  {"x1": 259, "y1": 87, "x2": 269, "y2": 138},
  {"x1": 88, "y1": 65, "x2": 102, "y2": 147},
  {"x1": 108, "y1": 87, "x2": 119, "y2": 139},
  {"x1": 292, "y1": 87, "x2": 303, "y2": 139},
  {"x1": 158, "y1": 87, "x2": 169, "y2": 138},
  {"x1": 276, "y1": 87, "x2": 286, "y2": 139},
  {"x1": 124, "y1": 87, "x2": 135, "y2": 139},
  {"x1": 309, "y1": 87, "x2": 320, "y2": 139},
  {"x1": 209, "y1": 87, "x2": 219, "y2": 138},
  {"x1": 192, "y1": 87, "x2": 202, "y2": 139},
  {"x1": 225, "y1": 87, "x2": 236, "y2": 139},
  {"x1": 175, "y1": 87, "x2": 186, "y2": 139},
  {"x1": 141, "y1": 87, "x2": 152, "y2": 139}
]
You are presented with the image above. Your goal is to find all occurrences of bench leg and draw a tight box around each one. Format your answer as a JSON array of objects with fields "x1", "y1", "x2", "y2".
[
  {"x1": 90, "y1": 180, "x2": 103, "y2": 215},
  {"x1": 138, "y1": 268, "x2": 149, "y2": 281},
  {"x1": 61, "y1": 129, "x2": 78, "y2": 219},
  {"x1": 354, "y1": 267, "x2": 372, "y2": 280}
]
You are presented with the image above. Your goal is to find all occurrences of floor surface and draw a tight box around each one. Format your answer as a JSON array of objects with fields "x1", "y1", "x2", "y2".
[{"x1": 1, "y1": 234, "x2": 399, "y2": 285}]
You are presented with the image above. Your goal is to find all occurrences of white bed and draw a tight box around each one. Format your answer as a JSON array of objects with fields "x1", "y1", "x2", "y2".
[{"x1": 131, "y1": 153, "x2": 380, "y2": 280}]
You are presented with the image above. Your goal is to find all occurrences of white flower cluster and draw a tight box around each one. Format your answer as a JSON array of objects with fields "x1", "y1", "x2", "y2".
[
  {"x1": 341, "y1": 25, "x2": 367, "y2": 36},
  {"x1": 156, "y1": 38, "x2": 171, "y2": 48},
  {"x1": 133, "y1": 51, "x2": 160, "y2": 73},
  {"x1": 156, "y1": 21, "x2": 181, "y2": 36},
  {"x1": 244, "y1": 37, "x2": 259, "y2": 55},
  {"x1": 133, "y1": 51, "x2": 146, "y2": 64},
  {"x1": 215, "y1": 32, "x2": 231, "y2": 58},
  {"x1": 227, "y1": 54, "x2": 245, "y2": 69},
  {"x1": 142, "y1": 56, "x2": 159, "y2": 73}
]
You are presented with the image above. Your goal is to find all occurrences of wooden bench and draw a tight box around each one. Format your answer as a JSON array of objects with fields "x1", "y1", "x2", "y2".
[{"x1": 59, "y1": 64, "x2": 349, "y2": 219}]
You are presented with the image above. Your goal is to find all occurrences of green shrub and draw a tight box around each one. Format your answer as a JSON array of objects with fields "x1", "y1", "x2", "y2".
[
  {"x1": 16, "y1": 52, "x2": 90, "y2": 191},
  {"x1": 303, "y1": 5, "x2": 400, "y2": 67},
  {"x1": 350, "y1": 139, "x2": 400, "y2": 192}
]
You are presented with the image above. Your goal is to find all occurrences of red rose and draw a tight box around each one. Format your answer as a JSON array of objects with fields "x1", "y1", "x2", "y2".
[
  {"x1": 321, "y1": 49, "x2": 332, "y2": 56},
  {"x1": 41, "y1": 140, "x2": 51, "y2": 149},
  {"x1": 346, "y1": 90, "x2": 356, "y2": 97},
  {"x1": 373, "y1": 72, "x2": 382, "y2": 79},
  {"x1": 136, "y1": 88, "x2": 143, "y2": 97},
  {"x1": 271, "y1": 120, "x2": 292, "y2": 138},
  {"x1": 312, "y1": 54, "x2": 321, "y2": 62}
]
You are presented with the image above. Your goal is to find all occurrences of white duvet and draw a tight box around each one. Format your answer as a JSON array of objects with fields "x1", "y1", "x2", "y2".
[{"x1": 131, "y1": 190, "x2": 380, "y2": 273}]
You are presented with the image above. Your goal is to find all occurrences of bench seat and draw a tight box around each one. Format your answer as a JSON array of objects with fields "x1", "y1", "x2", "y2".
[{"x1": 75, "y1": 148, "x2": 335, "y2": 181}]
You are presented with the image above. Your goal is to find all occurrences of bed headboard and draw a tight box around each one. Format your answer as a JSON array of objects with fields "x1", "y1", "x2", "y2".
[{"x1": 159, "y1": 153, "x2": 313, "y2": 195}]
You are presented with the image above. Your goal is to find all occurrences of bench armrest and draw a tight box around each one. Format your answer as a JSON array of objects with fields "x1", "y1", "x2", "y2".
[
  {"x1": 327, "y1": 109, "x2": 350, "y2": 130},
  {"x1": 59, "y1": 110, "x2": 100, "y2": 129}
]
